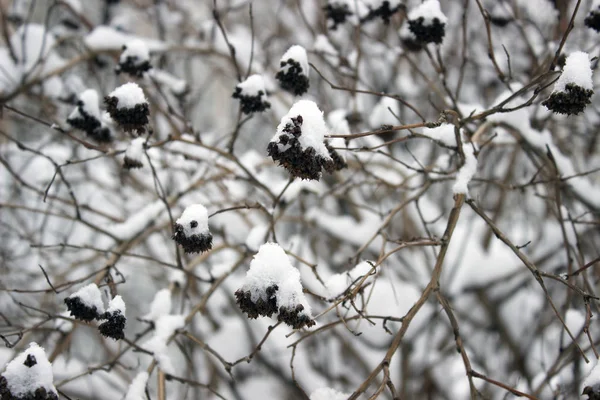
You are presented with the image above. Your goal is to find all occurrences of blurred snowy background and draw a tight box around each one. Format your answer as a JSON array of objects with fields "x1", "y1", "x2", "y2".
[{"x1": 1, "y1": 0, "x2": 600, "y2": 399}]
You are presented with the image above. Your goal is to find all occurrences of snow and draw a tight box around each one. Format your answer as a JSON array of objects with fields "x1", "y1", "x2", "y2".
[
  {"x1": 108, "y1": 82, "x2": 147, "y2": 109},
  {"x1": 583, "y1": 361, "x2": 600, "y2": 395},
  {"x1": 593, "y1": 0, "x2": 600, "y2": 10},
  {"x1": 147, "y1": 69, "x2": 188, "y2": 95},
  {"x1": 327, "y1": 109, "x2": 351, "y2": 136},
  {"x1": 364, "y1": 0, "x2": 401, "y2": 9},
  {"x1": 421, "y1": 123, "x2": 457, "y2": 147},
  {"x1": 143, "y1": 288, "x2": 172, "y2": 322},
  {"x1": 121, "y1": 39, "x2": 150, "y2": 64},
  {"x1": 280, "y1": 45, "x2": 309, "y2": 77},
  {"x1": 62, "y1": 0, "x2": 82, "y2": 13},
  {"x1": 452, "y1": 143, "x2": 478, "y2": 195},
  {"x1": 1, "y1": 343, "x2": 57, "y2": 397},
  {"x1": 325, "y1": 261, "x2": 376, "y2": 297},
  {"x1": 314, "y1": 35, "x2": 339, "y2": 67},
  {"x1": 517, "y1": 0, "x2": 558, "y2": 29},
  {"x1": 553, "y1": 51, "x2": 593, "y2": 92},
  {"x1": 144, "y1": 314, "x2": 185, "y2": 375},
  {"x1": 110, "y1": 200, "x2": 166, "y2": 240},
  {"x1": 236, "y1": 74, "x2": 267, "y2": 96},
  {"x1": 168, "y1": 269, "x2": 187, "y2": 286},
  {"x1": 67, "y1": 283, "x2": 105, "y2": 314},
  {"x1": 176, "y1": 204, "x2": 210, "y2": 236},
  {"x1": 369, "y1": 97, "x2": 399, "y2": 127},
  {"x1": 125, "y1": 138, "x2": 145, "y2": 164},
  {"x1": 77, "y1": 89, "x2": 101, "y2": 119},
  {"x1": 408, "y1": 0, "x2": 448, "y2": 24},
  {"x1": 310, "y1": 387, "x2": 350, "y2": 400},
  {"x1": 240, "y1": 242, "x2": 312, "y2": 316},
  {"x1": 84, "y1": 26, "x2": 167, "y2": 52},
  {"x1": 272, "y1": 100, "x2": 332, "y2": 161},
  {"x1": 124, "y1": 372, "x2": 149, "y2": 400},
  {"x1": 106, "y1": 295, "x2": 126, "y2": 314}
]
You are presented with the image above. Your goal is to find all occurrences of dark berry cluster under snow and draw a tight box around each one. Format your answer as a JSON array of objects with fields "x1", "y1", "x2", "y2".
[
  {"x1": 231, "y1": 87, "x2": 271, "y2": 114},
  {"x1": 116, "y1": 56, "x2": 152, "y2": 78},
  {"x1": 66, "y1": 102, "x2": 112, "y2": 143},
  {"x1": 276, "y1": 59, "x2": 309, "y2": 96},
  {"x1": 172, "y1": 222, "x2": 213, "y2": 254},
  {"x1": 361, "y1": 1, "x2": 402, "y2": 24},
  {"x1": 267, "y1": 115, "x2": 345, "y2": 180},
  {"x1": 585, "y1": 8, "x2": 600, "y2": 32},
  {"x1": 542, "y1": 83, "x2": 594, "y2": 116},
  {"x1": 323, "y1": 2, "x2": 353, "y2": 30},
  {"x1": 98, "y1": 310, "x2": 126, "y2": 340},
  {"x1": 0, "y1": 376, "x2": 58, "y2": 400},
  {"x1": 0, "y1": 355, "x2": 58, "y2": 400},
  {"x1": 64, "y1": 296, "x2": 101, "y2": 322},
  {"x1": 104, "y1": 96, "x2": 149, "y2": 134},
  {"x1": 408, "y1": 17, "x2": 446, "y2": 45},
  {"x1": 235, "y1": 284, "x2": 279, "y2": 319}
]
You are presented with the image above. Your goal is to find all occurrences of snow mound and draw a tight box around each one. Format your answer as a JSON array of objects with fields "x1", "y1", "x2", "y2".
[{"x1": 1, "y1": 343, "x2": 57, "y2": 399}]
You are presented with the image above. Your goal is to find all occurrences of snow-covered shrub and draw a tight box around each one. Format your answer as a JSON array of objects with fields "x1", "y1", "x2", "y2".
[
  {"x1": 64, "y1": 283, "x2": 104, "y2": 322},
  {"x1": 98, "y1": 295, "x2": 127, "y2": 340},
  {"x1": 0, "y1": 343, "x2": 57, "y2": 400},
  {"x1": 542, "y1": 51, "x2": 594, "y2": 115},
  {"x1": 407, "y1": 0, "x2": 447, "y2": 45},
  {"x1": 66, "y1": 89, "x2": 112, "y2": 142},
  {"x1": 275, "y1": 45, "x2": 310, "y2": 96},
  {"x1": 104, "y1": 82, "x2": 150, "y2": 133},
  {"x1": 172, "y1": 204, "x2": 213, "y2": 254},
  {"x1": 232, "y1": 74, "x2": 271, "y2": 114},
  {"x1": 268, "y1": 100, "x2": 345, "y2": 180},
  {"x1": 235, "y1": 243, "x2": 315, "y2": 329},
  {"x1": 116, "y1": 39, "x2": 152, "y2": 77},
  {"x1": 123, "y1": 137, "x2": 145, "y2": 169}
]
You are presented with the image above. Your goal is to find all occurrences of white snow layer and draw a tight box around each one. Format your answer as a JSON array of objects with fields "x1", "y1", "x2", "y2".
[
  {"x1": 310, "y1": 387, "x2": 350, "y2": 400},
  {"x1": 280, "y1": 45, "x2": 309, "y2": 77},
  {"x1": 144, "y1": 314, "x2": 185, "y2": 375},
  {"x1": 369, "y1": 97, "x2": 399, "y2": 127},
  {"x1": 147, "y1": 69, "x2": 188, "y2": 95},
  {"x1": 68, "y1": 283, "x2": 105, "y2": 314},
  {"x1": 421, "y1": 123, "x2": 458, "y2": 146},
  {"x1": 236, "y1": 74, "x2": 267, "y2": 96},
  {"x1": 1, "y1": 343, "x2": 57, "y2": 397},
  {"x1": 554, "y1": 51, "x2": 593, "y2": 92},
  {"x1": 78, "y1": 89, "x2": 102, "y2": 119},
  {"x1": 124, "y1": 371, "x2": 149, "y2": 400},
  {"x1": 84, "y1": 26, "x2": 167, "y2": 52},
  {"x1": 272, "y1": 100, "x2": 332, "y2": 161},
  {"x1": 125, "y1": 138, "x2": 145, "y2": 164},
  {"x1": 517, "y1": 0, "x2": 558, "y2": 29},
  {"x1": 107, "y1": 295, "x2": 126, "y2": 314},
  {"x1": 240, "y1": 242, "x2": 312, "y2": 316},
  {"x1": 453, "y1": 143, "x2": 478, "y2": 195},
  {"x1": 326, "y1": 261, "x2": 376, "y2": 297},
  {"x1": 176, "y1": 204, "x2": 210, "y2": 236},
  {"x1": 143, "y1": 288, "x2": 172, "y2": 322},
  {"x1": 408, "y1": 0, "x2": 448, "y2": 24},
  {"x1": 583, "y1": 361, "x2": 600, "y2": 395},
  {"x1": 108, "y1": 82, "x2": 147, "y2": 109},
  {"x1": 121, "y1": 39, "x2": 150, "y2": 64},
  {"x1": 593, "y1": 0, "x2": 600, "y2": 10},
  {"x1": 313, "y1": 35, "x2": 339, "y2": 67}
]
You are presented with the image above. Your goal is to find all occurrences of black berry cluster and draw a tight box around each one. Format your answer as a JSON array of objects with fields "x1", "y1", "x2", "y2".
[
  {"x1": 232, "y1": 87, "x2": 271, "y2": 115},
  {"x1": 276, "y1": 59, "x2": 309, "y2": 96},
  {"x1": 0, "y1": 377, "x2": 58, "y2": 400},
  {"x1": 542, "y1": 83, "x2": 593, "y2": 116},
  {"x1": 123, "y1": 156, "x2": 143, "y2": 170},
  {"x1": 323, "y1": 2, "x2": 353, "y2": 30},
  {"x1": 66, "y1": 102, "x2": 112, "y2": 143},
  {"x1": 116, "y1": 46, "x2": 152, "y2": 78},
  {"x1": 361, "y1": 1, "x2": 402, "y2": 24},
  {"x1": 98, "y1": 310, "x2": 126, "y2": 340},
  {"x1": 277, "y1": 304, "x2": 316, "y2": 329},
  {"x1": 585, "y1": 8, "x2": 600, "y2": 32},
  {"x1": 408, "y1": 17, "x2": 446, "y2": 45},
  {"x1": 64, "y1": 296, "x2": 101, "y2": 322},
  {"x1": 268, "y1": 115, "x2": 346, "y2": 180},
  {"x1": 104, "y1": 96, "x2": 149, "y2": 134},
  {"x1": 235, "y1": 284, "x2": 279, "y2": 319},
  {"x1": 172, "y1": 221, "x2": 213, "y2": 254}
]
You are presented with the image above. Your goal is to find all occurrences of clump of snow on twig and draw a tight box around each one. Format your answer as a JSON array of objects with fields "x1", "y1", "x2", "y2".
[
  {"x1": 407, "y1": 0, "x2": 447, "y2": 45},
  {"x1": 123, "y1": 372, "x2": 149, "y2": 400},
  {"x1": 543, "y1": 51, "x2": 594, "y2": 115},
  {"x1": 116, "y1": 39, "x2": 152, "y2": 77},
  {"x1": 453, "y1": 142, "x2": 478, "y2": 195},
  {"x1": 232, "y1": 74, "x2": 271, "y2": 114},
  {"x1": 276, "y1": 45, "x2": 310, "y2": 96},
  {"x1": 0, "y1": 343, "x2": 57, "y2": 400},
  {"x1": 172, "y1": 204, "x2": 213, "y2": 254},
  {"x1": 123, "y1": 137, "x2": 145, "y2": 169},
  {"x1": 64, "y1": 283, "x2": 105, "y2": 321},
  {"x1": 235, "y1": 242, "x2": 315, "y2": 329},
  {"x1": 142, "y1": 288, "x2": 173, "y2": 322},
  {"x1": 144, "y1": 314, "x2": 185, "y2": 375},
  {"x1": 310, "y1": 387, "x2": 350, "y2": 400}
]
